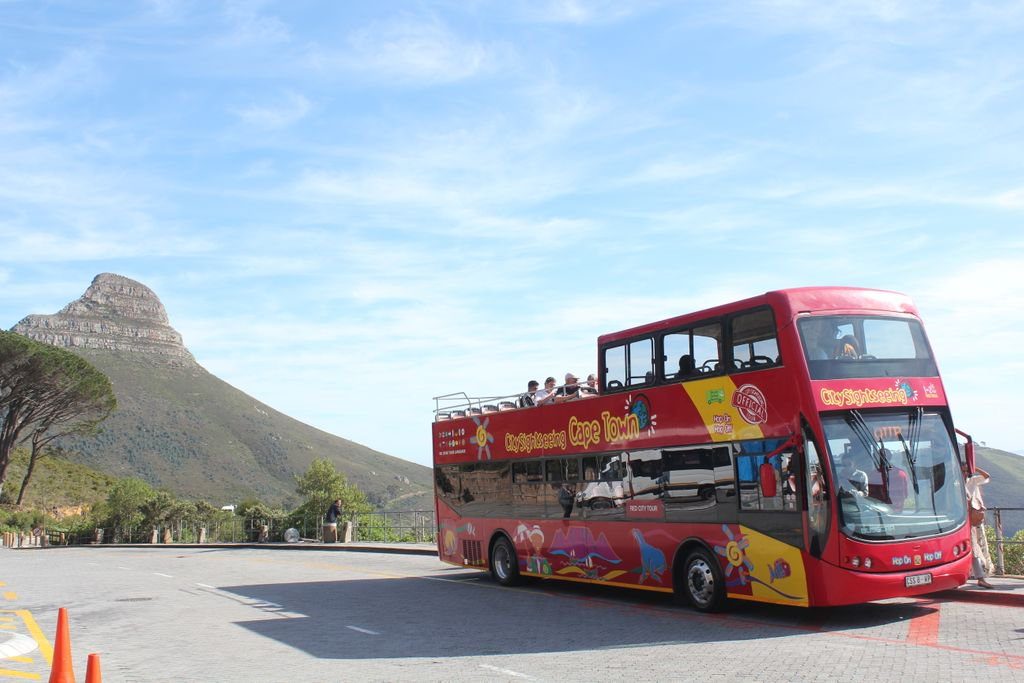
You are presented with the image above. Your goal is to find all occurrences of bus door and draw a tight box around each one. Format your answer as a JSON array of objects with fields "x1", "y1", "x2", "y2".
[{"x1": 735, "y1": 439, "x2": 803, "y2": 549}]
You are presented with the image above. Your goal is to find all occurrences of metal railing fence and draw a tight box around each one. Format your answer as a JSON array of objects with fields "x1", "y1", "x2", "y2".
[
  {"x1": 987, "y1": 507, "x2": 1024, "y2": 576},
  {"x1": 25, "y1": 510, "x2": 437, "y2": 546}
]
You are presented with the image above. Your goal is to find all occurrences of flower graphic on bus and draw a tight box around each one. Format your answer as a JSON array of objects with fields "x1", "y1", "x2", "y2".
[
  {"x1": 469, "y1": 415, "x2": 494, "y2": 460},
  {"x1": 714, "y1": 524, "x2": 753, "y2": 587},
  {"x1": 895, "y1": 379, "x2": 918, "y2": 402},
  {"x1": 625, "y1": 394, "x2": 657, "y2": 436}
]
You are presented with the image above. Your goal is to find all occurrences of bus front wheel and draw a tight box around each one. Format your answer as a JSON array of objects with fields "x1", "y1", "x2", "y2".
[
  {"x1": 682, "y1": 547, "x2": 725, "y2": 612},
  {"x1": 490, "y1": 536, "x2": 522, "y2": 587}
]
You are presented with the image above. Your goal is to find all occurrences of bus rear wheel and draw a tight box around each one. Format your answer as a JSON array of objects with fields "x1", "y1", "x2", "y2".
[
  {"x1": 682, "y1": 547, "x2": 725, "y2": 612},
  {"x1": 489, "y1": 536, "x2": 522, "y2": 587}
]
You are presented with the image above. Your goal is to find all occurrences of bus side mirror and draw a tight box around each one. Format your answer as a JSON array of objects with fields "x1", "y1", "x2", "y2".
[
  {"x1": 955, "y1": 429, "x2": 975, "y2": 473},
  {"x1": 759, "y1": 463, "x2": 778, "y2": 498}
]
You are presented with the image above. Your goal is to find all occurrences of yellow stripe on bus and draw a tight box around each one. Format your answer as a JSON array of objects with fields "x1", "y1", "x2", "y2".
[{"x1": 681, "y1": 377, "x2": 765, "y2": 442}]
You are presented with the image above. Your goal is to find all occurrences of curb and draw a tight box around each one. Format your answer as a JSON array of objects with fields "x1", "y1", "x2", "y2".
[{"x1": 9, "y1": 542, "x2": 438, "y2": 556}]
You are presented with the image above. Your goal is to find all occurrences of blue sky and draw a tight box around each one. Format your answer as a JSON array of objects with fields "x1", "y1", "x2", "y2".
[{"x1": 2, "y1": 1, "x2": 1023, "y2": 468}]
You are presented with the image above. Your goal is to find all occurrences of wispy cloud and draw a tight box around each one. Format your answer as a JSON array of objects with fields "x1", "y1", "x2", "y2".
[
  {"x1": 512, "y1": 0, "x2": 661, "y2": 25},
  {"x1": 233, "y1": 91, "x2": 311, "y2": 129},
  {"x1": 306, "y1": 16, "x2": 495, "y2": 85},
  {"x1": 218, "y1": 1, "x2": 291, "y2": 47}
]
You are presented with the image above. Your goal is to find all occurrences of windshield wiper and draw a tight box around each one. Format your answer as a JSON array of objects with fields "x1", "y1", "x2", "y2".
[
  {"x1": 848, "y1": 410, "x2": 892, "y2": 499},
  {"x1": 896, "y1": 430, "x2": 921, "y2": 495}
]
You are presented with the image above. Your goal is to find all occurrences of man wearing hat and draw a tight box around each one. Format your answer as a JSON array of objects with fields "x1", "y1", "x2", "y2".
[{"x1": 555, "y1": 372, "x2": 582, "y2": 402}]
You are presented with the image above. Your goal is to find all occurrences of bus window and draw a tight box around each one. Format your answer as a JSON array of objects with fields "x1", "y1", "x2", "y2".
[
  {"x1": 581, "y1": 453, "x2": 626, "y2": 519},
  {"x1": 545, "y1": 458, "x2": 579, "y2": 482},
  {"x1": 730, "y1": 308, "x2": 780, "y2": 371},
  {"x1": 663, "y1": 332, "x2": 693, "y2": 380},
  {"x1": 737, "y1": 439, "x2": 797, "y2": 511},
  {"x1": 628, "y1": 338, "x2": 654, "y2": 386},
  {"x1": 862, "y1": 318, "x2": 919, "y2": 358},
  {"x1": 436, "y1": 464, "x2": 461, "y2": 509},
  {"x1": 804, "y1": 430, "x2": 829, "y2": 556},
  {"x1": 512, "y1": 461, "x2": 545, "y2": 519},
  {"x1": 458, "y1": 462, "x2": 512, "y2": 517},
  {"x1": 693, "y1": 323, "x2": 722, "y2": 374},
  {"x1": 662, "y1": 323, "x2": 722, "y2": 379},
  {"x1": 604, "y1": 344, "x2": 626, "y2": 390},
  {"x1": 660, "y1": 447, "x2": 724, "y2": 516},
  {"x1": 799, "y1": 315, "x2": 937, "y2": 380}
]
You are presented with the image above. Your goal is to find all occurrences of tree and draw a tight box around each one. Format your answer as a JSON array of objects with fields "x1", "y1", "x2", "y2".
[
  {"x1": 0, "y1": 332, "x2": 115, "y2": 499},
  {"x1": 140, "y1": 490, "x2": 176, "y2": 529},
  {"x1": 294, "y1": 458, "x2": 371, "y2": 525},
  {"x1": 104, "y1": 478, "x2": 154, "y2": 532}
]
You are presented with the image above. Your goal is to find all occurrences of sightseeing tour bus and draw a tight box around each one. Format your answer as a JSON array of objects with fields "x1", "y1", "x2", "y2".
[{"x1": 431, "y1": 287, "x2": 975, "y2": 610}]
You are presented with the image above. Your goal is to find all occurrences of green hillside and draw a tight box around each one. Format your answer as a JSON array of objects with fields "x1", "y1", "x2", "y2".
[
  {"x1": 975, "y1": 445, "x2": 1024, "y2": 535},
  {"x1": 56, "y1": 350, "x2": 432, "y2": 510},
  {"x1": 1, "y1": 448, "x2": 116, "y2": 512}
]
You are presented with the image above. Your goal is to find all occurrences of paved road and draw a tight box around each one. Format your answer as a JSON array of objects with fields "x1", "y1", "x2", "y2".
[{"x1": 1, "y1": 546, "x2": 1023, "y2": 681}]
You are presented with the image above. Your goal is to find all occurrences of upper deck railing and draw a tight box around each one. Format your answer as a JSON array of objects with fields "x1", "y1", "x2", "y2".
[
  {"x1": 433, "y1": 383, "x2": 592, "y2": 420},
  {"x1": 433, "y1": 390, "x2": 523, "y2": 420}
]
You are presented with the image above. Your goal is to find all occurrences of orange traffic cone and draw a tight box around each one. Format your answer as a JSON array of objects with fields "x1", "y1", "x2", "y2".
[
  {"x1": 84, "y1": 653, "x2": 102, "y2": 683},
  {"x1": 48, "y1": 607, "x2": 75, "y2": 683}
]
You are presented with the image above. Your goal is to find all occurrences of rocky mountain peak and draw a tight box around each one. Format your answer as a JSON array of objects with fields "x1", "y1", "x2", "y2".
[{"x1": 11, "y1": 273, "x2": 195, "y2": 364}]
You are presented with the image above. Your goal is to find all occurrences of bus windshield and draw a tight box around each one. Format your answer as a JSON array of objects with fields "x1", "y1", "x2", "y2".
[
  {"x1": 822, "y1": 410, "x2": 966, "y2": 541},
  {"x1": 799, "y1": 315, "x2": 937, "y2": 380}
]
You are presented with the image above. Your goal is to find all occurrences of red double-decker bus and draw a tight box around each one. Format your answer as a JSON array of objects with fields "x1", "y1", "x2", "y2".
[{"x1": 432, "y1": 287, "x2": 975, "y2": 610}]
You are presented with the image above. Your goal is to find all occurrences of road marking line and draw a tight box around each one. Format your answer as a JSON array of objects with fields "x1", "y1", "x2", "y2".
[
  {"x1": 0, "y1": 668, "x2": 40, "y2": 680},
  {"x1": 480, "y1": 664, "x2": 534, "y2": 679},
  {"x1": 116, "y1": 567, "x2": 130, "y2": 570},
  {"x1": 345, "y1": 625, "x2": 380, "y2": 635},
  {"x1": 196, "y1": 583, "x2": 214, "y2": 589},
  {"x1": 153, "y1": 573, "x2": 173, "y2": 578},
  {"x1": 13, "y1": 611, "x2": 52, "y2": 665},
  {"x1": 7, "y1": 656, "x2": 34, "y2": 663},
  {"x1": 3, "y1": 592, "x2": 16, "y2": 601}
]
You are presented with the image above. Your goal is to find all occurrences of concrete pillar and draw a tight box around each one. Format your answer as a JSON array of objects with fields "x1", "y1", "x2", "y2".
[
  {"x1": 150, "y1": 528, "x2": 159, "y2": 544},
  {"x1": 198, "y1": 527, "x2": 207, "y2": 544},
  {"x1": 343, "y1": 520, "x2": 353, "y2": 543}
]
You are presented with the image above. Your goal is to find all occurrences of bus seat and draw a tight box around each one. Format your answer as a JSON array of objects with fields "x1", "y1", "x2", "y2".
[
  {"x1": 435, "y1": 412, "x2": 451, "y2": 421},
  {"x1": 482, "y1": 404, "x2": 498, "y2": 413},
  {"x1": 450, "y1": 409, "x2": 466, "y2": 418},
  {"x1": 499, "y1": 401, "x2": 517, "y2": 411}
]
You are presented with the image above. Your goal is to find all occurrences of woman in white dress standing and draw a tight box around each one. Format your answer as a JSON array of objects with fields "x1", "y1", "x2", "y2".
[{"x1": 965, "y1": 466, "x2": 994, "y2": 589}]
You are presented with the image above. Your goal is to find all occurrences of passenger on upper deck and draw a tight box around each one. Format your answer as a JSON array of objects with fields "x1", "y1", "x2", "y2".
[
  {"x1": 806, "y1": 318, "x2": 840, "y2": 360},
  {"x1": 519, "y1": 380, "x2": 539, "y2": 408},
  {"x1": 581, "y1": 374, "x2": 598, "y2": 396},
  {"x1": 534, "y1": 377, "x2": 558, "y2": 406},
  {"x1": 555, "y1": 373, "x2": 582, "y2": 402}
]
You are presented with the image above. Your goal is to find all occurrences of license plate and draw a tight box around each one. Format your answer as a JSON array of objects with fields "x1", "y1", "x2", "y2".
[{"x1": 905, "y1": 573, "x2": 932, "y2": 588}]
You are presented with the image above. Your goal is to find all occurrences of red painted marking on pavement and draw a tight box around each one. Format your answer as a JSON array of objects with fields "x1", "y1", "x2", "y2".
[
  {"x1": 905, "y1": 599, "x2": 941, "y2": 646},
  {"x1": 517, "y1": 583, "x2": 1024, "y2": 670}
]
